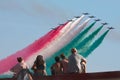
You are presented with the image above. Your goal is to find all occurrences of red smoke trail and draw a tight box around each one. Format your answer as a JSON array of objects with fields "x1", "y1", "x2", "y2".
[{"x1": 0, "y1": 22, "x2": 68, "y2": 74}]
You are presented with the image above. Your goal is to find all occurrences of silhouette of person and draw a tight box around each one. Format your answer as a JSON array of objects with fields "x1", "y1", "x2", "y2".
[
  {"x1": 60, "y1": 53, "x2": 69, "y2": 73},
  {"x1": 32, "y1": 55, "x2": 47, "y2": 76},
  {"x1": 68, "y1": 48, "x2": 86, "y2": 73}
]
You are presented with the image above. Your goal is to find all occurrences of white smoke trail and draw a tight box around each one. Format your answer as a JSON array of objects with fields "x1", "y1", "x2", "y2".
[
  {"x1": 25, "y1": 18, "x2": 76, "y2": 67},
  {"x1": 37, "y1": 17, "x2": 89, "y2": 61},
  {"x1": 25, "y1": 19, "x2": 76, "y2": 67},
  {"x1": 51, "y1": 18, "x2": 90, "y2": 55},
  {"x1": 25, "y1": 15, "x2": 85, "y2": 67},
  {"x1": 42, "y1": 15, "x2": 85, "y2": 59}
]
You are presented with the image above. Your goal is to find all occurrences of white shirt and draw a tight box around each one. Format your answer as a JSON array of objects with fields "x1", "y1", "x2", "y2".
[{"x1": 68, "y1": 53, "x2": 84, "y2": 73}]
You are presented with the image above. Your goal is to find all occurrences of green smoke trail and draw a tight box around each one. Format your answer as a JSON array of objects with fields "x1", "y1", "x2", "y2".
[
  {"x1": 77, "y1": 25, "x2": 103, "y2": 55},
  {"x1": 58, "y1": 21, "x2": 96, "y2": 57},
  {"x1": 83, "y1": 30, "x2": 109, "y2": 58},
  {"x1": 46, "y1": 21, "x2": 96, "y2": 61},
  {"x1": 74, "y1": 21, "x2": 96, "y2": 47},
  {"x1": 45, "y1": 21, "x2": 96, "y2": 74},
  {"x1": 62, "y1": 21, "x2": 97, "y2": 57}
]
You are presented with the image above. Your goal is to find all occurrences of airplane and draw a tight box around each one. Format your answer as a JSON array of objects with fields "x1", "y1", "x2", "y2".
[
  {"x1": 59, "y1": 24, "x2": 64, "y2": 26},
  {"x1": 89, "y1": 16, "x2": 95, "y2": 18},
  {"x1": 74, "y1": 12, "x2": 89, "y2": 18},
  {"x1": 67, "y1": 19, "x2": 73, "y2": 22},
  {"x1": 108, "y1": 27, "x2": 114, "y2": 30},
  {"x1": 101, "y1": 22, "x2": 108, "y2": 25},
  {"x1": 82, "y1": 13, "x2": 89, "y2": 15},
  {"x1": 51, "y1": 23, "x2": 64, "y2": 30},
  {"x1": 95, "y1": 19, "x2": 101, "y2": 22},
  {"x1": 51, "y1": 27, "x2": 57, "y2": 30},
  {"x1": 74, "y1": 16, "x2": 80, "y2": 18}
]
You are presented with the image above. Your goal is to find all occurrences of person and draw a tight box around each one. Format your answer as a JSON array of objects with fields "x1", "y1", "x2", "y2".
[
  {"x1": 60, "y1": 53, "x2": 69, "y2": 74},
  {"x1": 51, "y1": 56, "x2": 63, "y2": 75},
  {"x1": 10, "y1": 57, "x2": 33, "y2": 80},
  {"x1": 68, "y1": 48, "x2": 86, "y2": 73},
  {"x1": 32, "y1": 55, "x2": 47, "y2": 76},
  {"x1": 80, "y1": 58, "x2": 87, "y2": 73}
]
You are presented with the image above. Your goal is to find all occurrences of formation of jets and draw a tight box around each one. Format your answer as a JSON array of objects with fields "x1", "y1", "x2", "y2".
[{"x1": 51, "y1": 12, "x2": 114, "y2": 30}]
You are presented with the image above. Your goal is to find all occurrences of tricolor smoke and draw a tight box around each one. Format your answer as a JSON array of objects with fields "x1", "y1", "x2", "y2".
[{"x1": 0, "y1": 14, "x2": 109, "y2": 75}]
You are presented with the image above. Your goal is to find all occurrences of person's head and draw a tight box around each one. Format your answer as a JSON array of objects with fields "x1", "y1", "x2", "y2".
[
  {"x1": 71, "y1": 48, "x2": 77, "y2": 54},
  {"x1": 60, "y1": 53, "x2": 66, "y2": 59},
  {"x1": 35, "y1": 55, "x2": 44, "y2": 65},
  {"x1": 17, "y1": 57, "x2": 23, "y2": 63},
  {"x1": 36, "y1": 55, "x2": 43, "y2": 61},
  {"x1": 55, "y1": 56, "x2": 60, "y2": 62}
]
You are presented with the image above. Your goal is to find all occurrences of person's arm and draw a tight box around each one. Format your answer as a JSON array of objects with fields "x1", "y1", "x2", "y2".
[
  {"x1": 79, "y1": 54, "x2": 86, "y2": 63},
  {"x1": 44, "y1": 62, "x2": 46, "y2": 68},
  {"x1": 81, "y1": 62, "x2": 86, "y2": 73},
  {"x1": 60, "y1": 62, "x2": 64, "y2": 72},
  {"x1": 51, "y1": 64, "x2": 55, "y2": 75},
  {"x1": 82, "y1": 58, "x2": 86, "y2": 63},
  {"x1": 31, "y1": 63, "x2": 37, "y2": 70}
]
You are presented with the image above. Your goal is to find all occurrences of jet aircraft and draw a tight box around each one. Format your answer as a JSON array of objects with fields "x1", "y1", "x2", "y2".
[
  {"x1": 83, "y1": 13, "x2": 89, "y2": 15},
  {"x1": 108, "y1": 27, "x2": 114, "y2": 30},
  {"x1": 95, "y1": 19, "x2": 101, "y2": 21},
  {"x1": 101, "y1": 22, "x2": 108, "y2": 25},
  {"x1": 89, "y1": 16, "x2": 95, "y2": 18},
  {"x1": 74, "y1": 16, "x2": 80, "y2": 18}
]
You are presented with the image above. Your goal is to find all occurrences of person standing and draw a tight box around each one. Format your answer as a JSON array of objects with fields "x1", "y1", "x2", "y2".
[
  {"x1": 51, "y1": 56, "x2": 63, "y2": 75},
  {"x1": 10, "y1": 57, "x2": 33, "y2": 80},
  {"x1": 68, "y1": 48, "x2": 86, "y2": 73},
  {"x1": 60, "y1": 53, "x2": 69, "y2": 74},
  {"x1": 32, "y1": 55, "x2": 47, "y2": 76}
]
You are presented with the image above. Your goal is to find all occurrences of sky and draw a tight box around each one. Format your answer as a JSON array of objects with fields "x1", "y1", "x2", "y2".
[{"x1": 0, "y1": 0, "x2": 120, "y2": 73}]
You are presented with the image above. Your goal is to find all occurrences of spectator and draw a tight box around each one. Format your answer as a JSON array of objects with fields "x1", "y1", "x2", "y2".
[
  {"x1": 68, "y1": 48, "x2": 86, "y2": 73},
  {"x1": 10, "y1": 57, "x2": 33, "y2": 80},
  {"x1": 60, "y1": 53, "x2": 69, "y2": 73},
  {"x1": 32, "y1": 55, "x2": 47, "y2": 76},
  {"x1": 51, "y1": 56, "x2": 63, "y2": 75}
]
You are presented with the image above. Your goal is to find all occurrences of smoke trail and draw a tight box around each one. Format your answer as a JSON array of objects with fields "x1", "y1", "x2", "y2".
[
  {"x1": 47, "y1": 18, "x2": 90, "y2": 58},
  {"x1": 83, "y1": 30, "x2": 109, "y2": 58},
  {"x1": 76, "y1": 25, "x2": 103, "y2": 54},
  {"x1": 45, "y1": 18, "x2": 90, "y2": 74},
  {"x1": 39, "y1": 15, "x2": 85, "y2": 59},
  {"x1": 52, "y1": 21, "x2": 96, "y2": 58},
  {"x1": 25, "y1": 20, "x2": 76, "y2": 67},
  {"x1": 0, "y1": 22, "x2": 68, "y2": 74},
  {"x1": 61, "y1": 21, "x2": 97, "y2": 57},
  {"x1": 0, "y1": 19, "x2": 74, "y2": 74},
  {"x1": 74, "y1": 21, "x2": 96, "y2": 47}
]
